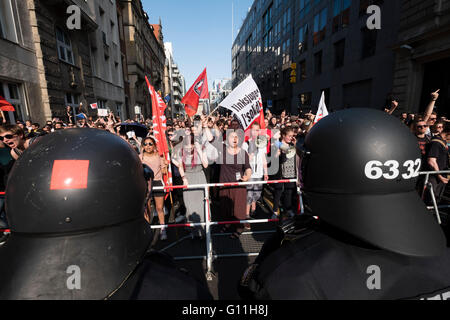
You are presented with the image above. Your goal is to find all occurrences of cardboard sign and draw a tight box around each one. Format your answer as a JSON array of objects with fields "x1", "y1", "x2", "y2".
[
  {"x1": 219, "y1": 75, "x2": 263, "y2": 130},
  {"x1": 98, "y1": 109, "x2": 108, "y2": 117}
]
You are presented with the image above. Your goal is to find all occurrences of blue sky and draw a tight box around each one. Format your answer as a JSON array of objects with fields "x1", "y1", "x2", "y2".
[{"x1": 142, "y1": 0, "x2": 254, "y2": 90}]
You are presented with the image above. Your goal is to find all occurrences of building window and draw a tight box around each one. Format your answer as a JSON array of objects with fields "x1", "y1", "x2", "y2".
[
  {"x1": 263, "y1": 5, "x2": 273, "y2": 33},
  {"x1": 273, "y1": 20, "x2": 280, "y2": 40},
  {"x1": 263, "y1": 34, "x2": 268, "y2": 53},
  {"x1": 56, "y1": 27, "x2": 74, "y2": 65},
  {"x1": 0, "y1": 81, "x2": 28, "y2": 122},
  {"x1": 361, "y1": 28, "x2": 377, "y2": 58},
  {"x1": 299, "y1": 60, "x2": 307, "y2": 81},
  {"x1": 282, "y1": 39, "x2": 291, "y2": 64},
  {"x1": 333, "y1": 0, "x2": 351, "y2": 33},
  {"x1": 298, "y1": 24, "x2": 309, "y2": 53},
  {"x1": 282, "y1": 7, "x2": 291, "y2": 37},
  {"x1": 269, "y1": 29, "x2": 273, "y2": 50},
  {"x1": 313, "y1": 8, "x2": 327, "y2": 45},
  {"x1": 90, "y1": 47, "x2": 97, "y2": 77},
  {"x1": 299, "y1": 0, "x2": 311, "y2": 19},
  {"x1": 314, "y1": 51, "x2": 322, "y2": 75},
  {"x1": 116, "y1": 103, "x2": 123, "y2": 119},
  {"x1": 111, "y1": 20, "x2": 118, "y2": 45},
  {"x1": 299, "y1": 92, "x2": 312, "y2": 109},
  {"x1": 334, "y1": 39, "x2": 345, "y2": 68},
  {"x1": 65, "y1": 92, "x2": 80, "y2": 109},
  {"x1": 0, "y1": 0, "x2": 18, "y2": 43},
  {"x1": 97, "y1": 100, "x2": 107, "y2": 110}
]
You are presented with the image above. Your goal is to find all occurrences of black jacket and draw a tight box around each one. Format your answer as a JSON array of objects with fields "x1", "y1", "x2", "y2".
[
  {"x1": 111, "y1": 250, "x2": 213, "y2": 300},
  {"x1": 240, "y1": 216, "x2": 450, "y2": 300}
]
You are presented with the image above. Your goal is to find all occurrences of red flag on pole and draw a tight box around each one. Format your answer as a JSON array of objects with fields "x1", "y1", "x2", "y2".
[
  {"x1": 145, "y1": 76, "x2": 173, "y2": 196},
  {"x1": 0, "y1": 96, "x2": 15, "y2": 112},
  {"x1": 182, "y1": 68, "x2": 209, "y2": 117}
]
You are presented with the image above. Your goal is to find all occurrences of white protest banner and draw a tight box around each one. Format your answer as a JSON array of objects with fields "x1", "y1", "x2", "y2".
[
  {"x1": 98, "y1": 109, "x2": 108, "y2": 117},
  {"x1": 134, "y1": 106, "x2": 141, "y2": 115},
  {"x1": 313, "y1": 91, "x2": 329, "y2": 124},
  {"x1": 219, "y1": 75, "x2": 262, "y2": 130}
]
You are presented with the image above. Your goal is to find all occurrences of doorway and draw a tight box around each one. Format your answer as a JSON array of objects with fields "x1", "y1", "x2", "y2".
[{"x1": 420, "y1": 58, "x2": 450, "y2": 117}]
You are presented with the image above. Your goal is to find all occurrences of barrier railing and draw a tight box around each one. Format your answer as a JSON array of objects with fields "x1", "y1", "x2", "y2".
[
  {"x1": 0, "y1": 192, "x2": 7, "y2": 236},
  {"x1": 152, "y1": 179, "x2": 299, "y2": 280},
  {"x1": 1, "y1": 171, "x2": 448, "y2": 279},
  {"x1": 420, "y1": 170, "x2": 450, "y2": 225}
]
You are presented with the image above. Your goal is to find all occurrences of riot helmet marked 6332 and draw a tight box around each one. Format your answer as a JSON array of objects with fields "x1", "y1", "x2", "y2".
[{"x1": 300, "y1": 108, "x2": 445, "y2": 257}]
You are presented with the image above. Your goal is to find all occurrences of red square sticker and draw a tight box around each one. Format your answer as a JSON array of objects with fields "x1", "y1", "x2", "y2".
[{"x1": 50, "y1": 160, "x2": 90, "y2": 190}]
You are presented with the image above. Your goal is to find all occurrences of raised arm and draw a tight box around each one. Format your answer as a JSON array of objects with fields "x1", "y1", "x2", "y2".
[
  {"x1": 423, "y1": 89, "x2": 440, "y2": 123},
  {"x1": 195, "y1": 141, "x2": 209, "y2": 169}
]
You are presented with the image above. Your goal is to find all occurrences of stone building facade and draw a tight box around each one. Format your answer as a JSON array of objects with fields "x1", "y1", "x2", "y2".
[
  {"x1": 0, "y1": 0, "x2": 43, "y2": 124},
  {"x1": 118, "y1": 0, "x2": 165, "y2": 119},
  {"x1": 88, "y1": 0, "x2": 125, "y2": 120},
  {"x1": 0, "y1": 0, "x2": 166, "y2": 123},
  {"x1": 392, "y1": 0, "x2": 450, "y2": 115},
  {"x1": 30, "y1": 0, "x2": 98, "y2": 121}
]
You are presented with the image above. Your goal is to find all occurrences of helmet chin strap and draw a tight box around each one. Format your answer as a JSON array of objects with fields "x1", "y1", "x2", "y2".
[{"x1": 103, "y1": 238, "x2": 152, "y2": 300}]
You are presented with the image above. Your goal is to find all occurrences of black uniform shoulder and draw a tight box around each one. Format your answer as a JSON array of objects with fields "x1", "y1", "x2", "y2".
[
  {"x1": 129, "y1": 251, "x2": 213, "y2": 300},
  {"x1": 250, "y1": 218, "x2": 450, "y2": 300}
]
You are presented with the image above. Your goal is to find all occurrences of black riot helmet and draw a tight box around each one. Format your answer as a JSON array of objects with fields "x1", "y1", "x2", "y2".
[
  {"x1": 299, "y1": 108, "x2": 445, "y2": 257},
  {"x1": 0, "y1": 129, "x2": 152, "y2": 299}
]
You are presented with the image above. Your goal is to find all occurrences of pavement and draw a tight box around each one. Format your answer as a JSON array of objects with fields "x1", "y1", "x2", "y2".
[{"x1": 151, "y1": 196, "x2": 279, "y2": 300}]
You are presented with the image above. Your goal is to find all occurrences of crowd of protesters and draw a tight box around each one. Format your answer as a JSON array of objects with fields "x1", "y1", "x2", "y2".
[{"x1": 0, "y1": 89, "x2": 448, "y2": 239}]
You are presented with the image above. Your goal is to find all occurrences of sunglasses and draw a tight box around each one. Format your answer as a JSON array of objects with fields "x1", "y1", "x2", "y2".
[
  {"x1": 430, "y1": 118, "x2": 437, "y2": 121},
  {"x1": 144, "y1": 143, "x2": 154, "y2": 146},
  {"x1": 0, "y1": 134, "x2": 16, "y2": 141},
  {"x1": 417, "y1": 125, "x2": 428, "y2": 128}
]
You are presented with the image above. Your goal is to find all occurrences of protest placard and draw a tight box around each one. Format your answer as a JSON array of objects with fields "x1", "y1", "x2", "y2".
[{"x1": 219, "y1": 75, "x2": 263, "y2": 130}]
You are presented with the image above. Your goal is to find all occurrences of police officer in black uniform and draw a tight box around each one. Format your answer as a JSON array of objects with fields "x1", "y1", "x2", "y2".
[
  {"x1": 239, "y1": 108, "x2": 450, "y2": 300},
  {"x1": 0, "y1": 129, "x2": 212, "y2": 300}
]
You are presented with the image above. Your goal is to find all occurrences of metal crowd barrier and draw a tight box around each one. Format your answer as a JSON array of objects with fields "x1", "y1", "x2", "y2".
[
  {"x1": 420, "y1": 170, "x2": 450, "y2": 225},
  {"x1": 152, "y1": 179, "x2": 299, "y2": 280},
  {"x1": 1, "y1": 171, "x2": 449, "y2": 280},
  {"x1": 0, "y1": 192, "x2": 7, "y2": 235}
]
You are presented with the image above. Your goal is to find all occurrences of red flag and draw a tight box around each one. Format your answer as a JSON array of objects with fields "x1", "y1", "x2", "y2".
[
  {"x1": 244, "y1": 97, "x2": 270, "y2": 152},
  {"x1": 258, "y1": 96, "x2": 266, "y2": 130},
  {"x1": 182, "y1": 68, "x2": 208, "y2": 117},
  {"x1": 145, "y1": 76, "x2": 173, "y2": 195},
  {"x1": 0, "y1": 96, "x2": 15, "y2": 112}
]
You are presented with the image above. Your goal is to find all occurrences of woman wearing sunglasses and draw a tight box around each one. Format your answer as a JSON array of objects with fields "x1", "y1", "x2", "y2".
[
  {"x1": 140, "y1": 137, "x2": 169, "y2": 240},
  {"x1": 0, "y1": 125, "x2": 31, "y2": 161}
]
